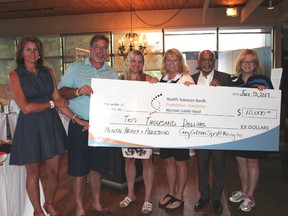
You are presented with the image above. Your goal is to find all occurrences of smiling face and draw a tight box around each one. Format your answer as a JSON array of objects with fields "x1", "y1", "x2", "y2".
[
  {"x1": 89, "y1": 39, "x2": 108, "y2": 68},
  {"x1": 165, "y1": 54, "x2": 181, "y2": 76},
  {"x1": 22, "y1": 41, "x2": 40, "y2": 65},
  {"x1": 198, "y1": 50, "x2": 215, "y2": 75},
  {"x1": 240, "y1": 54, "x2": 255, "y2": 75},
  {"x1": 129, "y1": 54, "x2": 144, "y2": 75}
]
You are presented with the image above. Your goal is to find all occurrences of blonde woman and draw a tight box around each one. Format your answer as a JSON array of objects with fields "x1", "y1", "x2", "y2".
[
  {"x1": 158, "y1": 48, "x2": 194, "y2": 212},
  {"x1": 229, "y1": 49, "x2": 273, "y2": 212},
  {"x1": 118, "y1": 50, "x2": 158, "y2": 215}
]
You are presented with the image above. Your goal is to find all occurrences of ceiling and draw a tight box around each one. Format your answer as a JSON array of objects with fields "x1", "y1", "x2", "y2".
[{"x1": 0, "y1": 0, "x2": 285, "y2": 21}]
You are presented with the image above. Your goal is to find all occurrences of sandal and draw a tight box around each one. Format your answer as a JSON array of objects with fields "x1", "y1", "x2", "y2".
[
  {"x1": 142, "y1": 201, "x2": 152, "y2": 215},
  {"x1": 119, "y1": 196, "x2": 135, "y2": 208},
  {"x1": 165, "y1": 197, "x2": 184, "y2": 211},
  {"x1": 158, "y1": 194, "x2": 175, "y2": 208}
]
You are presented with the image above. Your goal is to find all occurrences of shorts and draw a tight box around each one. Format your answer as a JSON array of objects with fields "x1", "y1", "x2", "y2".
[
  {"x1": 122, "y1": 147, "x2": 153, "y2": 159},
  {"x1": 67, "y1": 121, "x2": 109, "y2": 176},
  {"x1": 160, "y1": 148, "x2": 190, "y2": 161}
]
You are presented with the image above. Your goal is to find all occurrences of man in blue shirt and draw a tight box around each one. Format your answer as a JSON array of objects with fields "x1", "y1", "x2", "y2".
[{"x1": 58, "y1": 34, "x2": 118, "y2": 216}]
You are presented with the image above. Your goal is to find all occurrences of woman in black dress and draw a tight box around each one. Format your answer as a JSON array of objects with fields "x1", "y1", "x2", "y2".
[{"x1": 8, "y1": 35, "x2": 89, "y2": 216}]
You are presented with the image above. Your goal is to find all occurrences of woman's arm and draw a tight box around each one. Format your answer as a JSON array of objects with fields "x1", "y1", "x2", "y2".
[
  {"x1": 9, "y1": 71, "x2": 53, "y2": 114},
  {"x1": 49, "y1": 68, "x2": 89, "y2": 131},
  {"x1": 145, "y1": 74, "x2": 159, "y2": 83}
]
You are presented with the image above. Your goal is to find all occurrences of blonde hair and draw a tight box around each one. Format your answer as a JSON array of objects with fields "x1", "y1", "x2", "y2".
[
  {"x1": 160, "y1": 48, "x2": 190, "y2": 76},
  {"x1": 122, "y1": 50, "x2": 145, "y2": 80},
  {"x1": 235, "y1": 49, "x2": 261, "y2": 77}
]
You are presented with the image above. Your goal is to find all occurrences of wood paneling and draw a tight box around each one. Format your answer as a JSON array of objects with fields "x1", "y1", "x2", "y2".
[{"x1": 0, "y1": 0, "x2": 285, "y2": 20}]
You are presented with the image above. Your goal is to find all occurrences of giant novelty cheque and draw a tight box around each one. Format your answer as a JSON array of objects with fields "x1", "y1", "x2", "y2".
[{"x1": 88, "y1": 79, "x2": 281, "y2": 151}]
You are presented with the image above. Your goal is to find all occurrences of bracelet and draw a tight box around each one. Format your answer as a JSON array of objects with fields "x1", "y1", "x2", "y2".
[
  {"x1": 72, "y1": 114, "x2": 78, "y2": 123},
  {"x1": 75, "y1": 88, "x2": 80, "y2": 97},
  {"x1": 49, "y1": 100, "x2": 55, "y2": 109}
]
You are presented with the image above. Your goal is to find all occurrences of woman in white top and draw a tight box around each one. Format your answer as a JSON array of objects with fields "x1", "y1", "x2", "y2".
[
  {"x1": 158, "y1": 48, "x2": 194, "y2": 211},
  {"x1": 118, "y1": 50, "x2": 158, "y2": 215}
]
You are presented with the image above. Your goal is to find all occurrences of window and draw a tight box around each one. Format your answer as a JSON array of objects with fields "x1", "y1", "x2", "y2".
[
  {"x1": 218, "y1": 28, "x2": 273, "y2": 76},
  {"x1": 39, "y1": 35, "x2": 62, "y2": 83},
  {"x1": 165, "y1": 29, "x2": 217, "y2": 52},
  {"x1": 0, "y1": 28, "x2": 274, "y2": 84},
  {"x1": 113, "y1": 31, "x2": 163, "y2": 77},
  {"x1": 164, "y1": 29, "x2": 217, "y2": 75},
  {"x1": 0, "y1": 37, "x2": 16, "y2": 83},
  {"x1": 63, "y1": 33, "x2": 95, "y2": 72}
]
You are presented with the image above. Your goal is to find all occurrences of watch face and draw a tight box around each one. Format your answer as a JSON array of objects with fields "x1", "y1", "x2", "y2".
[{"x1": 0, "y1": 152, "x2": 8, "y2": 166}]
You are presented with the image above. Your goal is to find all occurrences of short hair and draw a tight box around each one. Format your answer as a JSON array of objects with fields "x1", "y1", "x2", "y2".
[
  {"x1": 235, "y1": 49, "x2": 261, "y2": 77},
  {"x1": 160, "y1": 48, "x2": 190, "y2": 76},
  {"x1": 89, "y1": 34, "x2": 109, "y2": 47},
  {"x1": 16, "y1": 34, "x2": 44, "y2": 68},
  {"x1": 122, "y1": 50, "x2": 145, "y2": 80},
  {"x1": 198, "y1": 50, "x2": 216, "y2": 60}
]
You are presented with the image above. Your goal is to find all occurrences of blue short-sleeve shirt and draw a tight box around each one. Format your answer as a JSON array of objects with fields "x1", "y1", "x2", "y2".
[{"x1": 58, "y1": 57, "x2": 118, "y2": 120}]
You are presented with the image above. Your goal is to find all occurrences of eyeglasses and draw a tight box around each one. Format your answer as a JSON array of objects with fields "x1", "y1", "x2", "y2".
[
  {"x1": 241, "y1": 60, "x2": 255, "y2": 65},
  {"x1": 93, "y1": 45, "x2": 108, "y2": 50},
  {"x1": 200, "y1": 58, "x2": 214, "y2": 63}
]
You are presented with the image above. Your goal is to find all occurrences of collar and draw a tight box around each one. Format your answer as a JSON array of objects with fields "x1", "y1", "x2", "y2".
[
  {"x1": 84, "y1": 57, "x2": 109, "y2": 72},
  {"x1": 200, "y1": 69, "x2": 215, "y2": 79},
  {"x1": 162, "y1": 73, "x2": 182, "y2": 82}
]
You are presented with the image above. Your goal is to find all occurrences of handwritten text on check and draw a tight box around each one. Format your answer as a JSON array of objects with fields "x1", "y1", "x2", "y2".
[{"x1": 88, "y1": 79, "x2": 281, "y2": 151}]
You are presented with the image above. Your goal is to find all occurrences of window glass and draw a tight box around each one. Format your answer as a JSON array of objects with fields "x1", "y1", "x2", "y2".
[
  {"x1": 0, "y1": 28, "x2": 273, "y2": 84},
  {"x1": 165, "y1": 29, "x2": 217, "y2": 52},
  {"x1": 113, "y1": 31, "x2": 162, "y2": 76},
  {"x1": 39, "y1": 35, "x2": 61, "y2": 56},
  {"x1": 219, "y1": 28, "x2": 272, "y2": 51},
  {"x1": 39, "y1": 35, "x2": 62, "y2": 83},
  {"x1": 63, "y1": 34, "x2": 94, "y2": 72},
  {"x1": 164, "y1": 29, "x2": 217, "y2": 75},
  {"x1": 218, "y1": 28, "x2": 272, "y2": 77},
  {"x1": 63, "y1": 33, "x2": 111, "y2": 73},
  {"x1": 0, "y1": 37, "x2": 16, "y2": 83}
]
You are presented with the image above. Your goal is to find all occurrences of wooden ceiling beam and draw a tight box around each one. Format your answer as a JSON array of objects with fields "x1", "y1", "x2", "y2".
[
  {"x1": 240, "y1": 0, "x2": 264, "y2": 23},
  {"x1": 276, "y1": 0, "x2": 288, "y2": 23},
  {"x1": 202, "y1": 0, "x2": 211, "y2": 24}
]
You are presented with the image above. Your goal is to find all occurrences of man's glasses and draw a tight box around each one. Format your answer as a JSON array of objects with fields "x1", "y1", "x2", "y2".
[
  {"x1": 93, "y1": 45, "x2": 108, "y2": 50},
  {"x1": 200, "y1": 58, "x2": 214, "y2": 63}
]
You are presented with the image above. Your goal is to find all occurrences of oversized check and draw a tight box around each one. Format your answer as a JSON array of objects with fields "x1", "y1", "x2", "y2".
[{"x1": 88, "y1": 79, "x2": 281, "y2": 151}]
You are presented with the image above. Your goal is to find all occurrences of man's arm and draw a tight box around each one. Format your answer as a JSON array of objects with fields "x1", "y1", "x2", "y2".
[{"x1": 59, "y1": 87, "x2": 79, "y2": 100}]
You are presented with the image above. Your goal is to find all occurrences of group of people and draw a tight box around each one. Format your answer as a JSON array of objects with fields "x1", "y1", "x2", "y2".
[{"x1": 8, "y1": 33, "x2": 273, "y2": 216}]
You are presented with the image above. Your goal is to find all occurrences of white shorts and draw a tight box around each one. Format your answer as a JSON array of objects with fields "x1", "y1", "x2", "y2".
[{"x1": 121, "y1": 148, "x2": 153, "y2": 159}]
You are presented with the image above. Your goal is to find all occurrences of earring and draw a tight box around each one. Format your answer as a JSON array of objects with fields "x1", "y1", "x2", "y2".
[{"x1": 38, "y1": 56, "x2": 41, "y2": 59}]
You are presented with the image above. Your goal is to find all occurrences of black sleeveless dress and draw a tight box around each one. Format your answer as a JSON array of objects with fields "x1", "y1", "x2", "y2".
[{"x1": 9, "y1": 67, "x2": 67, "y2": 165}]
